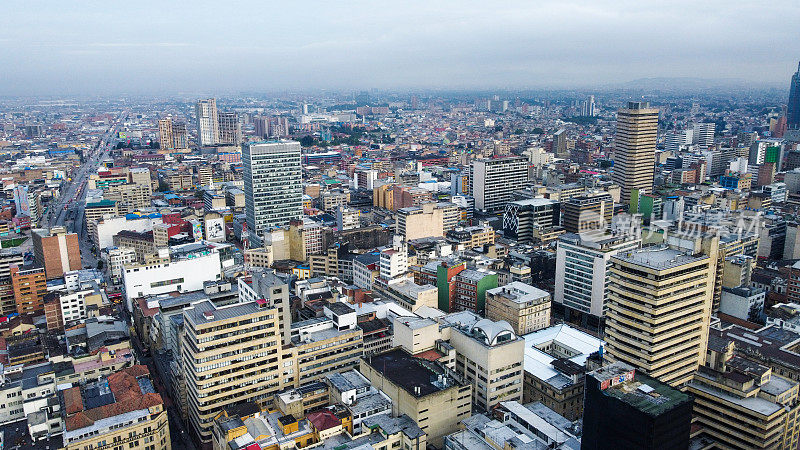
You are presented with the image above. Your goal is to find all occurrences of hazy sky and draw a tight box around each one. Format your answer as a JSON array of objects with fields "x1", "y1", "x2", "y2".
[{"x1": 2, "y1": 0, "x2": 799, "y2": 95}]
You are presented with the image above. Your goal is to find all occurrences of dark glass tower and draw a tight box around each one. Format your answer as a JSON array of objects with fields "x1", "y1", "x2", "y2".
[{"x1": 789, "y1": 61, "x2": 800, "y2": 129}]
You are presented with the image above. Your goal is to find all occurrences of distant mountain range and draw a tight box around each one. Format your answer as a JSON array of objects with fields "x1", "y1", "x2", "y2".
[{"x1": 609, "y1": 77, "x2": 784, "y2": 91}]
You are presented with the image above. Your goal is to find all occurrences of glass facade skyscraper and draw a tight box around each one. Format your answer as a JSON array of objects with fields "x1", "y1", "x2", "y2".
[{"x1": 788, "y1": 62, "x2": 800, "y2": 130}]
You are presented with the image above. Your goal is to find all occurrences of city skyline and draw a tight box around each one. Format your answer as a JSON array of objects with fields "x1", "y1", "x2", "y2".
[
  {"x1": 5, "y1": 3, "x2": 800, "y2": 449},
  {"x1": 2, "y1": 1, "x2": 800, "y2": 95}
]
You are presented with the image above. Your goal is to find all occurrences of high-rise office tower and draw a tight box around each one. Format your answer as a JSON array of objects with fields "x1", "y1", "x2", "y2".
[
  {"x1": 31, "y1": 227, "x2": 81, "y2": 279},
  {"x1": 605, "y1": 246, "x2": 714, "y2": 387},
  {"x1": 217, "y1": 111, "x2": 242, "y2": 145},
  {"x1": 692, "y1": 121, "x2": 716, "y2": 148},
  {"x1": 554, "y1": 233, "x2": 640, "y2": 333},
  {"x1": 501, "y1": 198, "x2": 560, "y2": 244},
  {"x1": 553, "y1": 128, "x2": 568, "y2": 157},
  {"x1": 561, "y1": 194, "x2": 613, "y2": 234},
  {"x1": 243, "y1": 140, "x2": 303, "y2": 245},
  {"x1": 581, "y1": 95, "x2": 596, "y2": 117},
  {"x1": 157, "y1": 118, "x2": 174, "y2": 150},
  {"x1": 254, "y1": 116, "x2": 289, "y2": 139},
  {"x1": 788, "y1": 61, "x2": 800, "y2": 130},
  {"x1": 253, "y1": 116, "x2": 268, "y2": 138},
  {"x1": 182, "y1": 299, "x2": 292, "y2": 443},
  {"x1": 171, "y1": 121, "x2": 188, "y2": 148},
  {"x1": 665, "y1": 129, "x2": 693, "y2": 153},
  {"x1": 470, "y1": 157, "x2": 528, "y2": 213},
  {"x1": 269, "y1": 116, "x2": 290, "y2": 137},
  {"x1": 611, "y1": 101, "x2": 659, "y2": 207},
  {"x1": 195, "y1": 98, "x2": 219, "y2": 146}
]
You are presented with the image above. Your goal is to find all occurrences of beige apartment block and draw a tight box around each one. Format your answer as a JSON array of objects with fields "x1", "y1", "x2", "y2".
[
  {"x1": 396, "y1": 202, "x2": 444, "y2": 241},
  {"x1": 687, "y1": 341, "x2": 800, "y2": 449},
  {"x1": 486, "y1": 281, "x2": 551, "y2": 335},
  {"x1": 292, "y1": 324, "x2": 364, "y2": 385},
  {"x1": 244, "y1": 246, "x2": 274, "y2": 268},
  {"x1": 374, "y1": 279, "x2": 438, "y2": 312},
  {"x1": 605, "y1": 246, "x2": 714, "y2": 387},
  {"x1": 442, "y1": 311, "x2": 525, "y2": 411},
  {"x1": 182, "y1": 300, "x2": 292, "y2": 444},
  {"x1": 104, "y1": 182, "x2": 152, "y2": 213},
  {"x1": 62, "y1": 366, "x2": 170, "y2": 450}
]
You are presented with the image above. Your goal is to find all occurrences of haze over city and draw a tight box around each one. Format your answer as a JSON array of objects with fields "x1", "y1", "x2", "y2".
[
  {"x1": 5, "y1": 2, "x2": 800, "y2": 450},
  {"x1": 3, "y1": 0, "x2": 800, "y2": 95}
]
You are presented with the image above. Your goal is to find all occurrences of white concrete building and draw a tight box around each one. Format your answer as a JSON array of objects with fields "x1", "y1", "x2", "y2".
[
  {"x1": 58, "y1": 288, "x2": 94, "y2": 323},
  {"x1": 92, "y1": 215, "x2": 163, "y2": 250},
  {"x1": 121, "y1": 243, "x2": 223, "y2": 311},
  {"x1": 719, "y1": 286, "x2": 765, "y2": 321},
  {"x1": 380, "y1": 237, "x2": 408, "y2": 283},
  {"x1": 692, "y1": 122, "x2": 715, "y2": 148},
  {"x1": 336, "y1": 206, "x2": 360, "y2": 231},
  {"x1": 353, "y1": 253, "x2": 380, "y2": 290},
  {"x1": 196, "y1": 98, "x2": 219, "y2": 146},
  {"x1": 470, "y1": 157, "x2": 528, "y2": 213},
  {"x1": 554, "y1": 233, "x2": 640, "y2": 330},
  {"x1": 103, "y1": 247, "x2": 137, "y2": 284}
]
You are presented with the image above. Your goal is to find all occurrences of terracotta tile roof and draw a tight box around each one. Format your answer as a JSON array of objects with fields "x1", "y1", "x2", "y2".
[
  {"x1": 63, "y1": 386, "x2": 84, "y2": 415},
  {"x1": 136, "y1": 297, "x2": 159, "y2": 317},
  {"x1": 307, "y1": 409, "x2": 341, "y2": 431},
  {"x1": 64, "y1": 365, "x2": 163, "y2": 432},
  {"x1": 413, "y1": 349, "x2": 444, "y2": 361},
  {"x1": 717, "y1": 313, "x2": 762, "y2": 331},
  {"x1": 68, "y1": 412, "x2": 94, "y2": 430}
]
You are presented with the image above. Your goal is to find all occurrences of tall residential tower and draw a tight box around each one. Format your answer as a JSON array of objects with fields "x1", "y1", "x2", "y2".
[{"x1": 195, "y1": 98, "x2": 219, "y2": 146}]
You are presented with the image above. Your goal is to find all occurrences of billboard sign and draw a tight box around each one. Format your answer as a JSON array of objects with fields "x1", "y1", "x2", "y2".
[{"x1": 205, "y1": 217, "x2": 225, "y2": 242}]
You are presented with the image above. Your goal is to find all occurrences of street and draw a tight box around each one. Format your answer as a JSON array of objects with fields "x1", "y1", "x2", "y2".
[
  {"x1": 119, "y1": 304, "x2": 196, "y2": 450},
  {"x1": 41, "y1": 117, "x2": 120, "y2": 269}
]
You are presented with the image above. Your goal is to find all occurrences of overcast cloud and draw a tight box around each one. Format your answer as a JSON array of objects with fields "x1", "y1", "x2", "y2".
[{"x1": 1, "y1": 0, "x2": 799, "y2": 95}]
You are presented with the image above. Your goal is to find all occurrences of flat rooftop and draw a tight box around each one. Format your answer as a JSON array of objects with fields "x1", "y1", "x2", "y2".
[
  {"x1": 326, "y1": 370, "x2": 370, "y2": 393},
  {"x1": 613, "y1": 246, "x2": 707, "y2": 270},
  {"x1": 594, "y1": 365, "x2": 690, "y2": 417},
  {"x1": 366, "y1": 348, "x2": 456, "y2": 397},
  {"x1": 509, "y1": 198, "x2": 557, "y2": 207},
  {"x1": 183, "y1": 299, "x2": 261, "y2": 326},
  {"x1": 487, "y1": 281, "x2": 549, "y2": 304},
  {"x1": 326, "y1": 302, "x2": 355, "y2": 316},
  {"x1": 389, "y1": 280, "x2": 436, "y2": 297},
  {"x1": 688, "y1": 376, "x2": 781, "y2": 416}
]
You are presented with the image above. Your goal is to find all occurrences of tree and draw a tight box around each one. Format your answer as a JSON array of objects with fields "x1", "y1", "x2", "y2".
[
  {"x1": 714, "y1": 118, "x2": 727, "y2": 136},
  {"x1": 564, "y1": 116, "x2": 597, "y2": 125},
  {"x1": 299, "y1": 135, "x2": 316, "y2": 147}
]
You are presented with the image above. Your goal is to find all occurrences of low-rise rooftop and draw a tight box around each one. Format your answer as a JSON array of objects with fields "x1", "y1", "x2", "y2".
[
  {"x1": 366, "y1": 348, "x2": 459, "y2": 398},
  {"x1": 591, "y1": 363, "x2": 690, "y2": 417}
]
